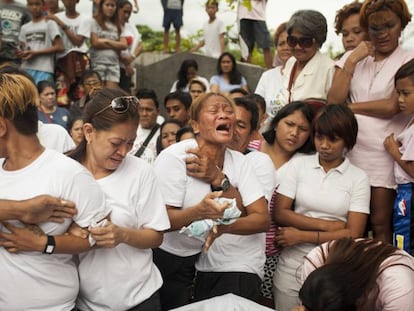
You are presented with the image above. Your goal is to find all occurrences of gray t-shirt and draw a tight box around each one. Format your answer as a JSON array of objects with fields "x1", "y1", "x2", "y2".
[
  {"x1": 0, "y1": 2, "x2": 31, "y2": 61},
  {"x1": 89, "y1": 20, "x2": 122, "y2": 65},
  {"x1": 19, "y1": 19, "x2": 61, "y2": 73}
]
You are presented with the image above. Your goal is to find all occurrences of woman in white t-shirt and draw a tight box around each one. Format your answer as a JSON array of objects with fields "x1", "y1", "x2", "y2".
[
  {"x1": 0, "y1": 72, "x2": 109, "y2": 310},
  {"x1": 273, "y1": 104, "x2": 370, "y2": 311},
  {"x1": 66, "y1": 87, "x2": 170, "y2": 311}
]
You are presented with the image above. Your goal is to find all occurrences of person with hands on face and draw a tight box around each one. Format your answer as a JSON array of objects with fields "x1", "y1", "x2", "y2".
[
  {"x1": 272, "y1": 104, "x2": 370, "y2": 311},
  {"x1": 153, "y1": 92, "x2": 268, "y2": 310},
  {"x1": 328, "y1": 0, "x2": 414, "y2": 244},
  {"x1": 64, "y1": 88, "x2": 170, "y2": 311}
]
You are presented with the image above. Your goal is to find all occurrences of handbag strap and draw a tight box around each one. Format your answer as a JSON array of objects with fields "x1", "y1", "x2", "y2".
[
  {"x1": 287, "y1": 61, "x2": 298, "y2": 104},
  {"x1": 134, "y1": 123, "x2": 160, "y2": 158}
]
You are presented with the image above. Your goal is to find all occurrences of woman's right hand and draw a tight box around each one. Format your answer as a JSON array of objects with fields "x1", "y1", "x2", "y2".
[
  {"x1": 196, "y1": 191, "x2": 229, "y2": 220},
  {"x1": 348, "y1": 40, "x2": 374, "y2": 64}
]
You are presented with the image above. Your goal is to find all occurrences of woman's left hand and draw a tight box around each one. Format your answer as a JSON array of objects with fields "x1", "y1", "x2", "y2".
[
  {"x1": 0, "y1": 222, "x2": 46, "y2": 253},
  {"x1": 89, "y1": 220, "x2": 125, "y2": 248},
  {"x1": 274, "y1": 227, "x2": 302, "y2": 247}
]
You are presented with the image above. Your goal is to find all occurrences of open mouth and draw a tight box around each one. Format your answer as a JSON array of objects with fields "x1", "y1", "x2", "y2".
[{"x1": 216, "y1": 123, "x2": 231, "y2": 134}]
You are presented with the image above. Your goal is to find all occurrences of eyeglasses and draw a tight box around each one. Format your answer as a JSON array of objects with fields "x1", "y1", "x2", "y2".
[
  {"x1": 93, "y1": 96, "x2": 139, "y2": 118},
  {"x1": 287, "y1": 35, "x2": 314, "y2": 48}
]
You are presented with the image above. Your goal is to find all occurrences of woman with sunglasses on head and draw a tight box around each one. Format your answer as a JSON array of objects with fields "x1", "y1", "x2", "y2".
[
  {"x1": 272, "y1": 104, "x2": 370, "y2": 311},
  {"x1": 278, "y1": 10, "x2": 335, "y2": 108},
  {"x1": 328, "y1": 0, "x2": 414, "y2": 244},
  {"x1": 67, "y1": 88, "x2": 170, "y2": 310}
]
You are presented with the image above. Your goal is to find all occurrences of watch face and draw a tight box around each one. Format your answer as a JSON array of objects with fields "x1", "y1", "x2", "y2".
[
  {"x1": 45, "y1": 245, "x2": 55, "y2": 254},
  {"x1": 221, "y1": 176, "x2": 230, "y2": 191}
]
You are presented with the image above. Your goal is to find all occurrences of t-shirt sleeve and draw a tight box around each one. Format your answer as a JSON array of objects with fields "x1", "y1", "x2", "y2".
[
  {"x1": 349, "y1": 169, "x2": 371, "y2": 214},
  {"x1": 136, "y1": 165, "x2": 170, "y2": 231},
  {"x1": 301, "y1": 243, "x2": 327, "y2": 284},
  {"x1": 237, "y1": 155, "x2": 265, "y2": 207},
  {"x1": 67, "y1": 170, "x2": 110, "y2": 228},
  {"x1": 241, "y1": 76, "x2": 247, "y2": 86},
  {"x1": 277, "y1": 157, "x2": 299, "y2": 199},
  {"x1": 153, "y1": 150, "x2": 187, "y2": 208},
  {"x1": 48, "y1": 20, "x2": 61, "y2": 41},
  {"x1": 218, "y1": 19, "x2": 226, "y2": 34},
  {"x1": 210, "y1": 75, "x2": 219, "y2": 85},
  {"x1": 401, "y1": 126, "x2": 414, "y2": 161}
]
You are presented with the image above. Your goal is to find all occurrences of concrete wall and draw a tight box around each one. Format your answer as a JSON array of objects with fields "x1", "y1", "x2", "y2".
[{"x1": 134, "y1": 52, "x2": 265, "y2": 114}]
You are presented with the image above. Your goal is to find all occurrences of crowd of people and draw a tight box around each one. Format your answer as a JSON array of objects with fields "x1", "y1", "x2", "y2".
[{"x1": 1, "y1": 0, "x2": 414, "y2": 310}]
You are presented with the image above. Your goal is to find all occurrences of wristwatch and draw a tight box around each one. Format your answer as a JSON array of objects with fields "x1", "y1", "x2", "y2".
[
  {"x1": 43, "y1": 235, "x2": 56, "y2": 254},
  {"x1": 211, "y1": 174, "x2": 230, "y2": 192}
]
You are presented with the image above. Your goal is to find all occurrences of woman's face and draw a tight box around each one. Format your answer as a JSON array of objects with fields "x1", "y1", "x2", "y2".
[
  {"x1": 70, "y1": 119, "x2": 84, "y2": 146},
  {"x1": 192, "y1": 95, "x2": 235, "y2": 145},
  {"x1": 39, "y1": 86, "x2": 56, "y2": 109},
  {"x1": 86, "y1": 121, "x2": 137, "y2": 173},
  {"x1": 220, "y1": 55, "x2": 234, "y2": 74},
  {"x1": 102, "y1": 0, "x2": 117, "y2": 19},
  {"x1": 274, "y1": 110, "x2": 311, "y2": 154},
  {"x1": 288, "y1": 29, "x2": 319, "y2": 65},
  {"x1": 314, "y1": 133, "x2": 346, "y2": 169},
  {"x1": 118, "y1": 3, "x2": 132, "y2": 24},
  {"x1": 340, "y1": 13, "x2": 367, "y2": 51},
  {"x1": 368, "y1": 9, "x2": 401, "y2": 57},
  {"x1": 186, "y1": 66, "x2": 198, "y2": 82},
  {"x1": 161, "y1": 123, "x2": 181, "y2": 149},
  {"x1": 189, "y1": 83, "x2": 205, "y2": 100},
  {"x1": 276, "y1": 30, "x2": 292, "y2": 65}
]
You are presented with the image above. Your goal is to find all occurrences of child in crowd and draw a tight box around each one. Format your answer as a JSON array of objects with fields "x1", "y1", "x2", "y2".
[
  {"x1": 90, "y1": 0, "x2": 127, "y2": 88},
  {"x1": 18, "y1": 0, "x2": 64, "y2": 84},
  {"x1": 47, "y1": 0, "x2": 90, "y2": 106},
  {"x1": 161, "y1": 0, "x2": 184, "y2": 53},
  {"x1": 191, "y1": 0, "x2": 225, "y2": 58},
  {"x1": 384, "y1": 58, "x2": 414, "y2": 256}
]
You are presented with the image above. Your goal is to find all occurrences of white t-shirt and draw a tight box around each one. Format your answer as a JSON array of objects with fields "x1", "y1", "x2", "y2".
[
  {"x1": 274, "y1": 153, "x2": 370, "y2": 309},
  {"x1": 120, "y1": 22, "x2": 141, "y2": 69},
  {"x1": 203, "y1": 18, "x2": 225, "y2": 58},
  {"x1": 77, "y1": 156, "x2": 170, "y2": 310},
  {"x1": 37, "y1": 121, "x2": 75, "y2": 153},
  {"x1": 195, "y1": 148, "x2": 269, "y2": 279},
  {"x1": 395, "y1": 120, "x2": 414, "y2": 184},
  {"x1": 237, "y1": 0, "x2": 267, "y2": 21},
  {"x1": 154, "y1": 139, "x2": 264, "y2": 257},
  {"x1": 0, "y1": 149, "x2": 109, "y2": 311},
  {"x1": 302, "y1": 242, "x2": 414, "y2": 311},
  {"x1": 170, "y1": 75, "x2": 210, "y2": 92},
  {"x1": 55, "y1": 12, "x2": 89, "y2": 58},
  {"x1": 129, "y1": 124, "x2": 160, "y2": 165},
  {"x1": 255, "y1": 66, "x2": 285, "y2": 120}
]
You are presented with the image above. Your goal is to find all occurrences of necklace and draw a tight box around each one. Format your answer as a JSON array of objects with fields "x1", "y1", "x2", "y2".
[{"x1": 368, "y1": 55, "x2": 389, "y2": 92}]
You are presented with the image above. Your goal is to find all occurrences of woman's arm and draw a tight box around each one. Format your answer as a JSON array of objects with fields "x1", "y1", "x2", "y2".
[
  {"x1": 204, "y1": 196, "x2": 270, "y2": 251},
  {"x1": 275, "y1": 211, "x2": 368, "y2": 247},
  {"x1": 327, "y1": 41, "x2": 374, "y2": 105},
  {"x1": 274, "y1": 193, "x2": 346, "y2": 232},
  {"x1": 89, "y1": 221, "x2": 163, "y2": 249},
  {"x1": 348, "y1": 90, "x2": 400, "y2": 118}
]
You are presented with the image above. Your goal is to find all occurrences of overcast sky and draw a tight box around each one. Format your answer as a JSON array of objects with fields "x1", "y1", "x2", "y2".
[{"x1": 16, "y1": 0, "x2": 414, "y2": 52}]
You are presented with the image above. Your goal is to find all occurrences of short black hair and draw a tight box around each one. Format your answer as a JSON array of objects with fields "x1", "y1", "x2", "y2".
[
  {"x1": 395, "y1": 58, "x2": 414, "y2": 86},
  {"x1": 164, "y1": 91, "x2": 192, "y2": 110},
  {"x1": 234, "y1": 97, "x2": 258, "y2": 133},
  {"x1": 136, "y1": 88, "x2": 160, "y2": 109}
]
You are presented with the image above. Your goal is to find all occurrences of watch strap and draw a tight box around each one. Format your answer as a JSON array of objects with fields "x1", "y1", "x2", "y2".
[{"x1": 43, "y1": 235, "x2": 56, "y2": 254}]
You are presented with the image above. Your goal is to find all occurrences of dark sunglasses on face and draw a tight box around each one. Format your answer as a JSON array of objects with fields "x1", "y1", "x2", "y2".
[
  {"x1": 287, "y1": 35, "x2": 314, "y2": 48},
  {"x1": 93, "y1": 96, "x2": 140, "y2": 118}
]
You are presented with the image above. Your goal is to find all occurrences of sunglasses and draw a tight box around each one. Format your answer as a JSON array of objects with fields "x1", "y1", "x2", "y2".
[
  {"x1": 287, "y1": 35, "x2": 314, "y2": 48},
  {"x1": 93, "y1": 96, "x2": 139, "y2": 118}
]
